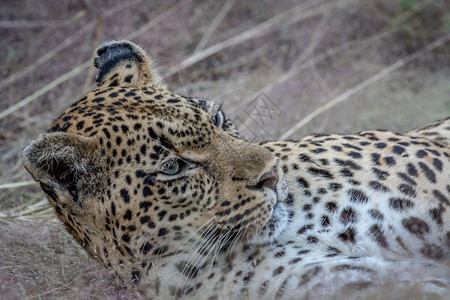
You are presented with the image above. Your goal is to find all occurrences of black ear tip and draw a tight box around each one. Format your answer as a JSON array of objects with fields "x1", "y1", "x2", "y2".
[
  {"x1": 93, "y1": 40, "x2": 162, "y2": 87},
  {"x1": 94, "y1": 40, "x2": 144, "y2": 68},
  {"x1": 94, "y1": 40, "x2": 147, "y2": 85},
  {"x1": 96, "y1": 40, "x2": 132, "y2": 55}
]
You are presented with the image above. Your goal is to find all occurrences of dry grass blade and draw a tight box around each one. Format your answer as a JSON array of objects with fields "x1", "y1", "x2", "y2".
[
  {"x1": 32, "y1": 267, "x2": 117, "y2": 299},
  {"x1": 163, "y1": 0, "x2": 352, "y2": 78},
  {"x1": 82, "y1": 20, "x2": 104, "y2": 91},
  {"x1": 295, "y1": 12, "x2": 331, "y2": 65},
  {"x1": 0, "y1": 11, "x2": 85, "y2": 28},
  {"x1": 0, "y1": 1, "x2": 185, "y2": 121},
  {"x1": 231, "y1": 11, "x2": 331, "y2": 130},
  {"x1": 125, "y1": 1, "x2": 191, "y2": 40},
  {"x1": 0, "y1": 60, "x2": 91, "y2": 120},
  {"x1": 0, "y1": 181, "x2": 37, "y2": 189},
  {"x1": 279, "y1": 33, "x2": 450, "y2": 139},
  {"x1": 228, "y1": 42, "x2": 347, "y2": 114},
  {"x1": 0, "y1": 22, "x2": 95, "y2": 90},
  {"x1": 0, "y1": 0, "x2": 141, "y2": 90},
  {"x1": 193, "y1": 0, "x2": 236, "y2": 52},
  {"x1": 228, "y1": 0, "x2": 433, "y2": 115},
  {"x1": 0, "y1": 20, "x2": 74, "y2": 28},
  {"x1": 0, "y1": 199, "x2": 52, "y2": 221}
]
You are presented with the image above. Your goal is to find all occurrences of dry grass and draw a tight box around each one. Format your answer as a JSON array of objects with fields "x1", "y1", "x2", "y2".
[{"x1": 1, "y1": 0, "x2": 450, "y2": 298}]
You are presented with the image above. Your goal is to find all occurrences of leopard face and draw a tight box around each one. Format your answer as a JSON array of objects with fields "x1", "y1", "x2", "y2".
[{"x1": 22, "y1": 41, "x2": 289, "y2": 279}]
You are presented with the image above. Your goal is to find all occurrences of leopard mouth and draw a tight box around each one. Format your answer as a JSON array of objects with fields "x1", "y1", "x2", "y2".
[{"x1": 247, "y1": 178, "x2": 290, "y2": 245}]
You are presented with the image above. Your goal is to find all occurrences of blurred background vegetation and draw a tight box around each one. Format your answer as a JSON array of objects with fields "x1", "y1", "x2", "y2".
[{"x1": 1, "y1": 0, "x2": 449, "y2": 298}]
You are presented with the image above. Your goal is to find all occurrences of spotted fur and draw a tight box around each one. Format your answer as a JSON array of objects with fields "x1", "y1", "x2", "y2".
[{"x1": 22, "y1": 40, "x2": 450, "y2": 298}]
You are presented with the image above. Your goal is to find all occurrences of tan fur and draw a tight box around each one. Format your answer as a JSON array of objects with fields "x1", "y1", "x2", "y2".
[{"x1": 22, "y1": 41, "x2": 450, "y2": 299}]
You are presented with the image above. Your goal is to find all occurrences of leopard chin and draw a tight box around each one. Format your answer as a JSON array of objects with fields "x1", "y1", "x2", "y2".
[
  {"x1": 248, "y1": 202, "x2": 289, "y2": 245},
  {"x1": 248, "y1": 177, "x2": 290, "y2": 245}
]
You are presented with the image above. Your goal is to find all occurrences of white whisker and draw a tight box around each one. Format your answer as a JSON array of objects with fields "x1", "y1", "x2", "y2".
[
  {"x1": 211, "y1": 86, "x2": 243, "y2": 103},
  {"x1": 174, "y1": 215, "x2": 218, "y2": 256},
  {"x1": 181, "y1": 230, "x2": 223, "y2": 295},
  {"x1": 195, "y1": 70, "x2": 213, "y2": 98},
  {"x1": 177, "y1": 67, "x2": 188, "y2": 97},
  {"x1": 226, "y1": 225, "x2": 244, "y2": 257},
  {"x1": 210, "y1": 228, "x2": 233, "y2": 268}
]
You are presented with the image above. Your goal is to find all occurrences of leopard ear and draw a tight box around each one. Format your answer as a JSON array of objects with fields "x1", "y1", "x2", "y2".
[
  {"x1": 22, "y1": 132, "x2": 101, "y2": 204},
  {"x1": 94, "y1": 40, "x2": 164, "y2": 88}
]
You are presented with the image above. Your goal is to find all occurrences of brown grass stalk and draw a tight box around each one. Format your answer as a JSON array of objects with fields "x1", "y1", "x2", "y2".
[
  {"x1": 0, "y1": 1, "x2": 186, "y2": 121},
  {"x1": 0, "y1": 0, "x2": 142, "y2": 90},
  {"x1": 0, "y1": 181, "x2": 37, "y2": 189},
  {"x1": 227, "y1": 0, "x2": 433, "y2": 115},
  {"x1": 193, "y1": 0, "x2": 236, "y2": 52},
  {"x1": 163, "y1": 0, "x2": 354, "y2": 78},
  {"x1": 279, "y1": 33, "x2": 450, "y2": 139}
]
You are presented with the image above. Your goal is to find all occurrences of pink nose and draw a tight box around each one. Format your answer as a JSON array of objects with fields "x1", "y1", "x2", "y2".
[{"x1": 255, "y1": 159, "x2": 279, "y2": 192}]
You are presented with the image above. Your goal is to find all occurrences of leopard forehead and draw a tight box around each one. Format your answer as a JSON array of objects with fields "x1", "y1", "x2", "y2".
[
  {"x1": 50, "y1": 86, "x2": 218, "y2": 143},
  {"x1": 47, "y1": 79, "x2": 243, "y2": 173}
]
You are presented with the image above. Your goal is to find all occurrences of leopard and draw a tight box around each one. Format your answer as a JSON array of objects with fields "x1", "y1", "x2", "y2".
[{"x1": 22, "y1": 40, "x2": 450, "y2": 299}]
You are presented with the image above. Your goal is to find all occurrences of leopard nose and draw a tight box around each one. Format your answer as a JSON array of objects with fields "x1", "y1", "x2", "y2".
[{"x1": 254, "y1": 159, "x2": 279, "y2": 192}]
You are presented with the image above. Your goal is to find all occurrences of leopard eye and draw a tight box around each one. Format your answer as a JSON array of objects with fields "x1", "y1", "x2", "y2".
[
  {"x1": 212, "y1": 111, "x2": 223, "y2": 127},
  {"x1": 160, "y1": 159, "x2": 182, "y2": 175}
]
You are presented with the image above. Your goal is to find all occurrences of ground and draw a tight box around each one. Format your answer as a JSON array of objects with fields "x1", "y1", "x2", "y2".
[{"x1": 0, "y1": 0, "x2": 449, "y2": 298}]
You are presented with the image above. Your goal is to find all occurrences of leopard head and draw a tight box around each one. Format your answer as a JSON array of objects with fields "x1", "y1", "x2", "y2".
[{"x1": 22, "y1": 40, "x2": 288, "y2": 283}]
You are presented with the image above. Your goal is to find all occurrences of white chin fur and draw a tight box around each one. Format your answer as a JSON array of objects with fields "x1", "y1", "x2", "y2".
[
  {"x1": 248, "y1": 176, "x2": 290, "y2": 245},
  {"x1": 248, "y1": 202, "x2": 289, "y2": 245}
]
